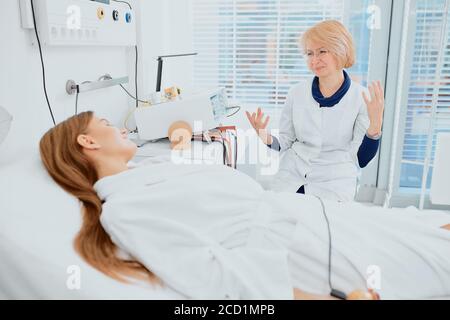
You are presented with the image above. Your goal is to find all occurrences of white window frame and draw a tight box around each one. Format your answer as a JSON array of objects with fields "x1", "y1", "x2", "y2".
[
  {"x1": 355, "y1": 0, "x2": 394, "y2": 200},
  {"x1": 378, "y1": 0, "x2": 450, "y2": 210}
]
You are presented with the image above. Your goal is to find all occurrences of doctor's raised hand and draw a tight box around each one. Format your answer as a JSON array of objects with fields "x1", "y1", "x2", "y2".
[
  {"x1": 363, "y1": 81, "x2": 385, "y2": 138},
  {"x1": 246, "y1": 108, "x2": 273, "y2": 145}
]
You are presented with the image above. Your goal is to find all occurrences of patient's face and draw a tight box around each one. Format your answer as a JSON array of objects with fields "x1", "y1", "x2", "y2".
[{"x1": 80, "y1": 116, "x2": 137, "y2": 161}]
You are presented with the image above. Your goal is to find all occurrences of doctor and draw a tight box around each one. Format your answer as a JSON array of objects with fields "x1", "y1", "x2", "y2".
[{"x1": 246, "y1": 20, "x2": 385, "y2": 202}]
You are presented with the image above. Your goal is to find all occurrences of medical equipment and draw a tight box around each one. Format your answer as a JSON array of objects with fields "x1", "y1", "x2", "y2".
[
  {"x1": 217, "y1": 126, "x2": 238, "y2": 169},
  {"x1": 430, "y1": 133, "x2": 450, "y2": 205},
  {"x1": 164, "y1": 87, "x2": 181, "y2": 101},
  {"x1": 314, "y1": 195, "x2": 379, "y2": 300},
  {"x1": 26, "y1": 0, "x2": 139, "y2": 124},
  {"x1": 193, "y1": 126, "x2": 238, "y2": 168},
  {"x1": 30, "y1": 0, "x2": 55, "y2": 125},
  {"x1": 314, "y1": 195, "x2": 347, "y2": 300},
  {"x1": 65, "y1": 74, "x2": 130, "y2": 115},
  {"x1": 155, "y1": 53, "x2": 198, "y2": 93},
  {"x1": 134, "y1": 88, "x2": 230, "y2": 141},
  {"x1": 226, "y1": 105, "x2": 242, "y2": 118},
  {"x1": 21, "y1": 0, "x2": 137, "y2": 46},
  {"x1": 0, "y1": 106, "x2": 13, "y2": 145},
  {"x1": 66, "y1": 75, "x2": 129, "y2": 96},
  {"x1": 111, "y1": 0, "x2": 132, "y2": 10}
]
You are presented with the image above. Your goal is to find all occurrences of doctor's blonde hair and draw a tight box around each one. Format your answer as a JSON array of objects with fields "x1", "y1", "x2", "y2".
[
  {"x1": 39, "y1": 111, "x2": 157, "y2": 284},
  {"x1": 300, "y1": 20, "x2": 356, "y2": 69}
]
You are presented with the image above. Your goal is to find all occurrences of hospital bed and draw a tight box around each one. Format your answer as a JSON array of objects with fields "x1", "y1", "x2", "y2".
[
  {"x1": 1, "y1": 151, "x2": 449, "y2": 299},
  {"x1": 0, "y1": 153, "x2": 183, "y2": 299}
]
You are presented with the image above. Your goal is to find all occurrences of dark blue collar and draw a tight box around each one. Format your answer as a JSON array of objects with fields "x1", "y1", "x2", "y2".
[{"x1": 311, "y1": 70, "x2": 351, "y2": 107}]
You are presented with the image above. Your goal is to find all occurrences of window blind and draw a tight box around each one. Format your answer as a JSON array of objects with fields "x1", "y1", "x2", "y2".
[{"x1": 191, "y1": 0, "x2": 374, "y2": 110}]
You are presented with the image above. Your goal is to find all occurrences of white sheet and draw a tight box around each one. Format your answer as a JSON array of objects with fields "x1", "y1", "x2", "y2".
[{"x1": 0, "y1": 153, "x2": 183, "y2": 299}]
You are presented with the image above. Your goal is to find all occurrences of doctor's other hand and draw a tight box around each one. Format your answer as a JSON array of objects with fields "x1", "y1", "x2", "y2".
[
  {"x1": 362, "y1": 81, "x2": 385, "y2": 137},
  {"x1": 246, "y1": 108, "x2": 273, "y2": 145}
]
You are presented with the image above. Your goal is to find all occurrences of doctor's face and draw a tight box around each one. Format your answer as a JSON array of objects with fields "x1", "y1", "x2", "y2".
[
  {"x1": 77, "y1": 116, "x2": 137, "y2": 162},
  {"x1": 305, "y1": 41, "x2": 340, "y2": 78}
]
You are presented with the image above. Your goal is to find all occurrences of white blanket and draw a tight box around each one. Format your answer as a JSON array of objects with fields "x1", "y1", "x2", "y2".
[{"x1": 95, "y1": 160, "x2": 450, "y2": 300}]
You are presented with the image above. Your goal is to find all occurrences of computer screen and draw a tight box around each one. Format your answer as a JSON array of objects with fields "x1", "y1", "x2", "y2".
[{"x1": 210, "y1": 88, "x2": 228, "y2": 122}]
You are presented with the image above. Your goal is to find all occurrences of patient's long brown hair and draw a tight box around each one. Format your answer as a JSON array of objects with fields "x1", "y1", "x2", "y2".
[{"x1": 39, "y1": 111, "x2": 157, "y2": 284}]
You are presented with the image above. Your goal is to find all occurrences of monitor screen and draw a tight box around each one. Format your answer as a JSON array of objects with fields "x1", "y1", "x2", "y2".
[{"x1": 210, "y1": 88, "x2": 228, "y2": 122}]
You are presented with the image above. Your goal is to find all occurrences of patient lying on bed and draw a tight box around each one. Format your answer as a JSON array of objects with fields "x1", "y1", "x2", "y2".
[{"x1": 39, "y1": 111, "x2": 450, "y2": 300}]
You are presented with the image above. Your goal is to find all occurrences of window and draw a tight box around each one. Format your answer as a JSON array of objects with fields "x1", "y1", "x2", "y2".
[
  {"x1": 398, "y1": 0, "x2": 450, "y2": 191},
  {"x1": 191, "y1": 0, "x2": 375, "y2": 111}
]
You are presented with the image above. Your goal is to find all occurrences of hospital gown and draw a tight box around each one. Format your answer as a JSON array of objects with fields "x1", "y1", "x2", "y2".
[{"x1": 94, "y1": 159, "x2": 450, "y2": 300}]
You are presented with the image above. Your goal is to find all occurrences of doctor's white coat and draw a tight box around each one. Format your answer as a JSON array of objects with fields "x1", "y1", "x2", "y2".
[{"x1": 270, "y1": 79, "x2": 370, "y2": 201}]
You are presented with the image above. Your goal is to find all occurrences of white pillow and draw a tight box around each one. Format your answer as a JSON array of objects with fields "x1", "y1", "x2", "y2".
[{"x1": 0, "y1": 152, "x2": 183, "y2": 299}]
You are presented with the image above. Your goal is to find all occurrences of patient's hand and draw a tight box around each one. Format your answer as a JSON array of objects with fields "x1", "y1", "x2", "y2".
[
  {"x1": 293, "y1": 288, "x2": 380, "y2": 300},
  {"x1": 293, "y1": 288, "x2": 339, "y2": 300},
  {"x1": 347, "y1": 289, "x2": 380, "y2": 300},
  {"x1": 441, "y1": 224, "x2": 450, "y2": 231}
]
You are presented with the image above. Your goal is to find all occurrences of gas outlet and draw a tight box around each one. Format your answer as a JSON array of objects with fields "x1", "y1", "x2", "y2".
[{"x1": 112, "y1": 10, "x2": 119, "y2": 21}]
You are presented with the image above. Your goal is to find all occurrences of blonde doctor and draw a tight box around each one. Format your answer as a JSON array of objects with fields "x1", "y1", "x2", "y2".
[{"x1": 246, "y1": 20, "x2": 385, "y2": 202}]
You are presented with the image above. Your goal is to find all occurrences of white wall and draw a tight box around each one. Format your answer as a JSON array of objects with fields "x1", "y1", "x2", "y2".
[
  {"x1": 161, "y1": 0, "x2": 195, "y2": 92},
  {"x1": 0, "y1": 0, "x2": 170, "y2": 165},
  {"x1": 137, "y1": 0, "x2": 195, "y2": 95},
  {"x1": 136, "y1": 0, "x2": 165, "y2": 97}
]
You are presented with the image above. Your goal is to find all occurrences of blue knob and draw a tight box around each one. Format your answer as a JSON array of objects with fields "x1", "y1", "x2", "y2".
[{"x1": 125, "y1": 13, "x2": 132, "y2": 23}]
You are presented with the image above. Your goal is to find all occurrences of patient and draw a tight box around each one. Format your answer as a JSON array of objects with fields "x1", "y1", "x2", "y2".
[{"x1": 39, "y1": 112, "x2": 450, "y2": 300}]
